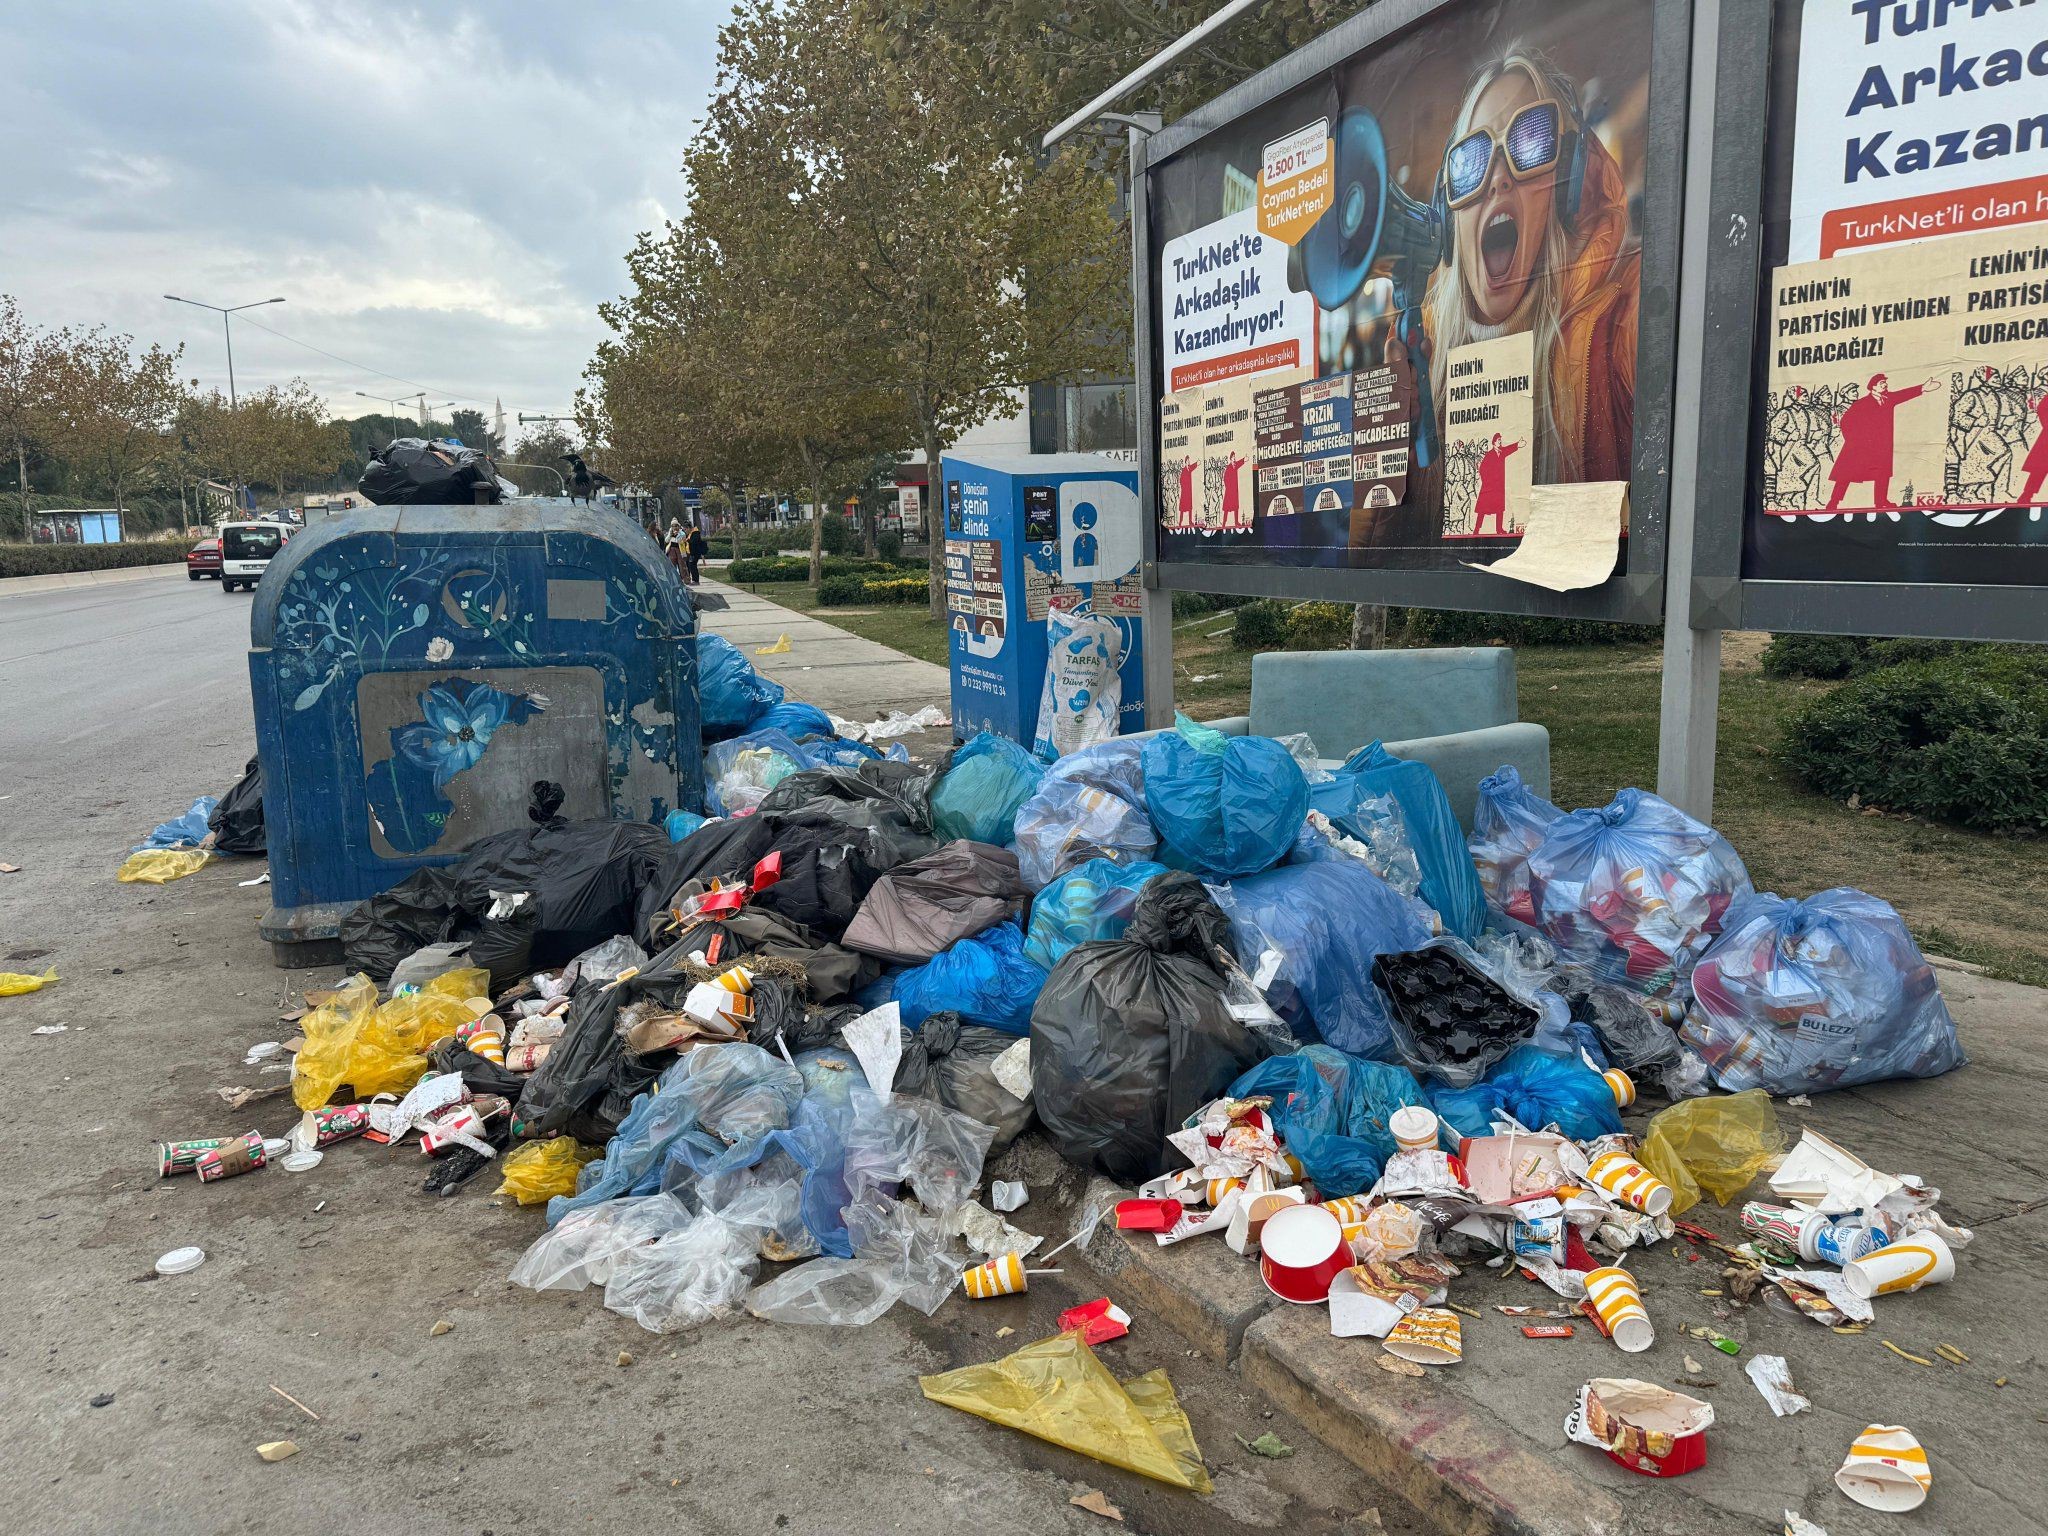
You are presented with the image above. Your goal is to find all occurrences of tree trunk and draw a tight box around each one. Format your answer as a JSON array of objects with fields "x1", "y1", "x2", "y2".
[
  {"x1": 1349, "y1": 602, "x2": 1388, "y2": 650},
  {"x1": 920, "y1": 410, "x2": 946, "y2": 620},
  {"x1": 799, "y1": 442, "x2": 826, "y2": 587},
  {"x1": 15, "y1": 435, "x2": 30, "y2": 539},
  {"x1": 860, "y1": 491, "x2": 878, "y2": 557}
]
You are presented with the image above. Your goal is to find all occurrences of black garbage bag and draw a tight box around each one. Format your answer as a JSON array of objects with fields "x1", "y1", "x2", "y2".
[
  {"x1": 340, "y1": 867, "x2": 463, "y2": 982},
  {"x1": 515, "y1": 948, "x2": 699, "y2": 1143},
  {"x1": 208, "y1": 754, "x2": 266, "y2": 856},
  {"x1": 1030, "y1": 872, "x2": 1276, "y2": 1183},
  {"x1": 841, "y1": 841, "x2": 1027, "y2": 964},
  {"x1": 895, "y1": 1011, "x2": 1033, "y2": 1152},
  {"x1": 465, "y1": 890, "x2": 541, "y2": 991},
  {"x1": 750, "y1": 793, "x2": 937, "y2": 940},
  {"x1": 757, "y1": 758, "x2": 941, "y2": 831},
  {"x1": 645, "y1": 891, "x2": 880, "y2": 1005},
  {"x1": 426, "y1": 1036, "x2": 528, "y2": 1101},
  {"x1": 634, "y1": 815, "x2": 778, "y2": 950},
  {"x1": 358, "y1": 436, "x2": 502, "y2": 506},
  {"x1": 448, "y1": 807, "x2": 669, "y2": 973}
]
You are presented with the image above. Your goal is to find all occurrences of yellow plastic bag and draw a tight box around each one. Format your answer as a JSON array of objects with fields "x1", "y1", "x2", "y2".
[
  {"x1": 494, "y1": 1137, "x2": 598, "y2": 1205},
  {"x1": 0, "y1": 969, "x2": 58, "y2": 996},
  {"x1": 754, "y1": 633, "x2": 792, "y2": 655},
  {"x1": 919, "y1": 1330, "x2": 1212, "y2": 1493},
  {"x1": 1639, "y1": 1088, "x2": 1784, "y2": 1214},
  {"x1": 292, "y1": 968, "x2": 489, "y2": 1110},
  {"x1": 117, "y1": 849, "x2": 212, "y2": 884}
]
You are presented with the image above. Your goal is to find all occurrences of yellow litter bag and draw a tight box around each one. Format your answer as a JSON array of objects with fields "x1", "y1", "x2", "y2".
[
  {"x1": 919, "y1": 1330, "x2": 1212, "y2": 1494},
  {"x1": 754, "y1": 633, "x2": 792, "y2": 655},
  {"x1": 495, "y1": 1137, "x2": 598, "y2": 1204},
  {"x1": 0, "y1": 969, "x2": 58, "y2": 996},
  {"x1": 292, "y1": 968, "x2": 489, "y2": 1110},
  {"x1": 1639, "y1": 1088, "x2": 1784, "y2": 1213},
  {"x1": 117, "y1": 849, "x2": 212, "y2": 884}
]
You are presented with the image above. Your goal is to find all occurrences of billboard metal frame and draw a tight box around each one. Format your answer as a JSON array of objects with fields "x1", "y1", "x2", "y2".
[{"x1": 1133, "y1": 0, "x2": 1697, "y2": 626}]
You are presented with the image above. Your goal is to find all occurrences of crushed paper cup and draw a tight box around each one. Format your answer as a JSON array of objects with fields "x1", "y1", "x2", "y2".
[
  {"x1": 1226, "y1": 1186, "x2": 1304, "y2": 1256},
  {"x1": 1602, "y1": 1068, "x2": 1637, "y2": 1108},
  {"x1": 1844, "y1": 1231, "x2": 1953, "y2": 1299},
  {"x1": 1835, "y1": 1425, "x2": 1930, "y2": 1512},
  {"x1": 961, "y1": 1253, "x2": 1027, "y2": 1299},
  {"x1": 1587, "y1": 1151, "x2": 1674, "y2": 1217},
  {"x1": 1565, "y1": 1378, "x2": 1713, "y2": 1478},
  {"x1": 1583, "y1": 1265, "x2": 1654, "y2": 1353},
  {"x1": 1384, "y1": 1307, "x2": 1462, "y2": 1366}
]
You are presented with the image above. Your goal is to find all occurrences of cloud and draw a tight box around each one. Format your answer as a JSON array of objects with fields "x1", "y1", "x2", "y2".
[{"x1": 0, "y1": 0, "x2": 726, "y2": 420}]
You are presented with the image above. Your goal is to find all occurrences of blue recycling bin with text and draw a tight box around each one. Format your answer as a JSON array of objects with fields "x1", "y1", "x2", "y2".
[
  {"x1": 939, "y1": 451, "x2": 1145, "y2": 746},
  {"x1": 247, "y1": 501, "x2": 702, "y2": 963}
]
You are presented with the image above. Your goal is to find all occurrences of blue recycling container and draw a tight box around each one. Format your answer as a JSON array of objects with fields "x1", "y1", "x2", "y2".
[
  {"x1": 939, "y1": 451, "x2": 1145, "y2": 745},
  {"x1": 248, "y1": 500, "x2": 701, "y2": 963}
]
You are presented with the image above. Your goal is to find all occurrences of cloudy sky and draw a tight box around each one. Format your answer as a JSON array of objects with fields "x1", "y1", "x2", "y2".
[{"x1": 1, "y1": 0, "x2": 732, "y2": 428}]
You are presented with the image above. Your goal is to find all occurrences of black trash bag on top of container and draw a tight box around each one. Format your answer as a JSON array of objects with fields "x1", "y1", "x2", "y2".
[
  {"x1": 1030, "y1": 872, "x2": 1277, "y2": 1184},
  {"x1": 756, "y1": 758, "x2": 942, "y2": 833},
  {"x1": 358, "y1": 436, "x2": 503, "y2": 506},
  {"x1": 208, "y1": 754, "x2": 266, "y2": 856}
]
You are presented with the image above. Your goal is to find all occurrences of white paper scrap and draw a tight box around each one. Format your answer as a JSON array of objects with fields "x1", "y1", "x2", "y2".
[
  {"x1": 1463, "y1": 481, "x2": 1626, "y2": 591},
  {"x1": 991, "y1": 1037, "x2": 1032, "y2": 1102},
  {"x1": 1746, "y1": 1354, "x2": 1811, "y2": 1417}
]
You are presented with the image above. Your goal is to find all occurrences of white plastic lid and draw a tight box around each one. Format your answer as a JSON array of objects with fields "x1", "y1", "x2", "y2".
[
  {"x1": 279, "y1": 1149, "x2": 323, "y2": 1173},
  {"x1": 155, "y1": 1246, "x2": 206, "y2": 1276},
  {"x1": 261, "y1": 1137, "x2": 291, "y2": 1159}
]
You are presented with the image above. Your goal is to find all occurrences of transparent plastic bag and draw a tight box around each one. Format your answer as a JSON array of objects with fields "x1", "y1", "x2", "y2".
[
  {"x1": 840, "y1": 1088, "x2": 995, "y2": 1218},
  {"x1": 1526, "y1": 788, "x2": 1752, "y2": 999},
  {"x1": 675, "y1": 1042, "x2": 805, "y2": 1146},
  {"x1": 1328, "y1": 743, "x2": 1486, "y2": 940},
  {"x1": 545, "y1": 1050, "x2": 718, "y2": 1225},
  {"x1": 1680, "y1": 888, "x2": 1964, "y2": 1095},
  {"x1": 1011, "y1": 778, "x2": 1157, "y2": 890},
  {"x1": 292, "y1": 968, "x2": 487, "y2": 1110},
  {"x1": 1638, "y1": 1088, "x2": 1784, "y2": 1213},
  {"x1": 601, "y1": 1208, "x2": 764, "y2": 1332},
  {"x1": 1032, "y1": 609, "x2": 1124, "y2": 760},
  {"x1": 565, "y1": 933, "x2": 648, "y2": 986},
  {"x1": 705, "y1": 732, "x2": 804, "y2": 816},
  {"x1": 930, "y1": 731, "x2": 1047, "y2": 845},
  {"x1": 1294, "y1": 802, "x2": 1426, "y2": 903},
  {"x1": 842, "y1": 1196, "x2": 966, "y2": 1315},
  {"x1": 494, "y1": 1136, "x2": 599, "y2": 1205},
  {"x1": 1468, "y1": 765, "x2": 1564, "y2": 927},
  {"x1": 510, "y1": 1192, "x2": 693, "y2": 1291},
  {"x1": 746, "y1": 1255, "x2": 903, "y2": 1326},
  {"x1": 1023, "y1": 858, "x2": 1167, "y2": 970}
]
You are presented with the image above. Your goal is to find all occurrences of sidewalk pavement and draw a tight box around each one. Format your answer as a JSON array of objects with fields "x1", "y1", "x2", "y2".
[
  {"x1": 687, "y1": 597, "x2": 2046, "y2": 1535},
  {"x1": 0, "y1": 561, "x2": 184, "y2": 596},
  {"x1": 693, "y1": 576, "x2": 950, "y2": 723}
]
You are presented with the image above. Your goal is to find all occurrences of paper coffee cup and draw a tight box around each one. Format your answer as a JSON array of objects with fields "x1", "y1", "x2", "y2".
[
  {"x1": 1844, "y1": 1231, "x2": 1954, "y2": 1299},
  {"x1": 1584, "y1": 1265, "x2": 1655, "y2": 1353},
  {"x1": 961, "y1": 1253, "x2": 1026, "y2": 1299},
  {"x1": 1205, "y1": 1177, "x2": 1244, "y2": 1207},
  {"x1": 1390, "y1": 1105, "x2": 1439, "y2": 1152},
  {"x1": 1384, "y1": 1307, "x2": 1462, "y2": 1365},
  {"x1": 1587, "y1": 1152, "x2": 1674, "y2": 1218},
  {"x1": 1835, "y1": 1425, "x2": 1931, "y2": 1511},
  {"x1": 1602, "y1": 1069, "x2": 1636, "y2": 1108}
]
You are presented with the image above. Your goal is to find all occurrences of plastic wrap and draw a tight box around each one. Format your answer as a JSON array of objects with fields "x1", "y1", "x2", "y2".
[
  {"x1": 510, "y1": 1193, "x2": 695, "y2": 1292},
  {"x1": 1142, "y1": 719, "x2": 1308, "y2": 880},
  {"x1": 494, "y1": 1137, "x2": 599, "y2": 1205},
  {"x1": 704, "y1": 730, "x2": 805, "y2": 815},
  {"x1": 930, "y1": 731, "x2": 1047, "y2": 845},
  {"x1": 292, "y1": 969, "x2": 487, "y2": 1110},
  {"x1": 1023, "y1": 858, "x2": 1168, "y2": 971},
  {"x1": 1011, "y1": 777, "x2": 1158, "y2": 891},
  {"x1": 1638, "y1": 1089, "x2": 1784, "y2": 1213},
  {"x1": 1526, "y1": 788, "x2": 1752, "y2": 999},
  {"x1": 1208, "y1": 857, "x2": 1434, "y2": 1059},
  {"x1": 1224, "y1": 1047, "x2": 1430, "y2": 1197},
  {"x1": 600, "y1": 1205, "x2": 769, "y2": 1332},
  {"x1": 1681, "y1": 888, "x2": 1964, "y2": 1095},
  {"x1": 1468, "y1": 765, "x2": 1564, "y2": 927}
]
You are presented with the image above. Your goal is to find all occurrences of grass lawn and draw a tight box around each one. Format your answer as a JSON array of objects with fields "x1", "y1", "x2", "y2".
[{"x1": 739, "y1": 579, "x2": 2048, "y2": 986}]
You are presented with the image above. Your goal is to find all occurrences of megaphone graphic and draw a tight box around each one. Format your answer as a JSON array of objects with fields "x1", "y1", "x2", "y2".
[{"x1": 1298, "y1": 106, "x2": 1445, "y2": 469}]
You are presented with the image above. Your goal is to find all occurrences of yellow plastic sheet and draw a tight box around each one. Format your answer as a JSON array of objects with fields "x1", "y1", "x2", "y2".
[
  {"x1": 292, "y1": 968, "x2": 489, "y2": 1111},
  {"x1": 117, "y1": 849, "x2": 212, "y2": 884},
  {"x1": 0, "y1": 969, "x2": 58, "y2": 996},
  {"x1": 919, "y1": 1330, "x2": 1212, "y2": 1494},
  {"x1": 1639, "y1": 1088, "x2": 1784, "y2": 1213},
  {"x1": 494, "y1": 1137, "x2": 597, "y2": 1205},
  {"x1": 754, "y1": 633, "x2": 792, "y2": 655}
]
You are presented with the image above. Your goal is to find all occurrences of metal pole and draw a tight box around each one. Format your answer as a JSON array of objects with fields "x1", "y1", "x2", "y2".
[
  {"x1": 1129, "y1": 121, "x2": 1176, "y2": 730},
  {"x1": 1043, "y1": 0, "x2": 1272, "y2": 149},
  {"x1": 223, "y1": 313, "x2": 237, "y2": 410},
  {"x1": 1655, "y1": 0, "x2": 1724, "y2": 820}
]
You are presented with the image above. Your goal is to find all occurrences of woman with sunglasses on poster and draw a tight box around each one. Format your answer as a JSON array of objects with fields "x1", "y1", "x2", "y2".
[{"x1": 1427, "y1": 48, "x2": 1638, "y2": 488}]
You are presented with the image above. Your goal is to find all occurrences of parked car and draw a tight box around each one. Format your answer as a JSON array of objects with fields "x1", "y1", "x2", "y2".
[
  {"x1": 219, "y1": 520, "x2": 291, "y2": 593},
  {"x1": 187, "y1": 536, "x2": 222, "y2": 581}
]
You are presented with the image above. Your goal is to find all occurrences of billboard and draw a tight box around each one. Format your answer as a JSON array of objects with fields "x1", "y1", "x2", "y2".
[
  {"x1": 1144, "y1": 0, "x2": 1663, "y2": 588},
  {"x1": 1745, "y1": 0, "x2": 2048, "y2": 586}
]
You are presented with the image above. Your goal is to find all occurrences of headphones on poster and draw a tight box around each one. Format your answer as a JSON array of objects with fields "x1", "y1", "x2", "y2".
[{"x1": 1428, "y1": 60, "x2": 1590, "y2": 239}]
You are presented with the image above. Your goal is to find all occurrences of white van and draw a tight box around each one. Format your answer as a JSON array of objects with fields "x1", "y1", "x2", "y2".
[{"x1": 219, "y1": 520, "x2": 291, "y2": 593}]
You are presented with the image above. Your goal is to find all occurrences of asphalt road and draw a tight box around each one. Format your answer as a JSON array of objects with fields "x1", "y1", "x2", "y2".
[{"x1": 0, "y1": 569, "x2": 1415, "y2": 1536}]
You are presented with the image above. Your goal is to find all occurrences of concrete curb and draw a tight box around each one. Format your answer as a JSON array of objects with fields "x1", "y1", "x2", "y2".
[{"x1": 0, "y1": 562, "x2": 184, "y2": 596}]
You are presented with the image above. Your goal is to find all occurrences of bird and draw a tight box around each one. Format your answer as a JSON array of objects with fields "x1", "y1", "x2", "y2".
[{"x1": 559, "y1": 453, "x2": 615, "y2": 505}]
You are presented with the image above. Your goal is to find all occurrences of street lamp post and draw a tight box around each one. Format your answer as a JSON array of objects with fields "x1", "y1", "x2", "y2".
[
  {"x1": 164, "y1": 294, "x2": 284, "y2": 412},
  {"x1": 355, "y1": 391, "x2": 406, "y2": 446},
  {"x1": 418, "y1": 397, "x2": 456, "y2": 435}
]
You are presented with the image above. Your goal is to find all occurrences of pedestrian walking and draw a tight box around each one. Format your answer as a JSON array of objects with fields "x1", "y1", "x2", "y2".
[
  {"x1": 685, "y1": 524, "x2": 708, "y2": 584},
  {"x1": 663, "y1": 517, "x2": 686, "y2": 578}
]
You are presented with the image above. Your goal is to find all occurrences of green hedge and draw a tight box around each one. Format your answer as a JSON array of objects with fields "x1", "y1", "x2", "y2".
[
  {"x1": 1230, "y1": 599, "x2": 1290, "y2": 650},
  {"x1": 817, "y1": 573, "x2": 868, "y2": 605},
  {"x1": 1394, "y1": 608, "x2": 1660, "y2": 646},
  {"x1": 726, "y1": 555, "x2": 922, "y2": 584},
  {"x1": 1762, "y1": 632, "x2": 2017, "y2": 680},
  {"x1": 1285, "y1": 601, "x2": 1354, "y2": 650},
  {"x1": 1782, "y1": 648, "x2": 2048, "y2": 832},
  {"x1": 858, "y1": 576, "x2": 930, "y2": 605},
  {"x1": 0, "y1": 540, "x2": 190, "y2": 578}
]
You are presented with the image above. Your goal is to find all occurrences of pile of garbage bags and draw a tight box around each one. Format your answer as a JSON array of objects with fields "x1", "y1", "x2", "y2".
[
  {"x1": 357, "y1": 436, "x2": 506, "y2": 506},
  {"x1": 287, "y1": 629, "x2": 1960, "y2": 1350}
]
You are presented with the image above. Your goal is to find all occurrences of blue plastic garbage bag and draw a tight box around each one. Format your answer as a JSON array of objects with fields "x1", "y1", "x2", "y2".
[
  {"x1": 1208, "y1": 858, "x2": 1433, "y2": 1059},
  {"x1": 755, "y1": 701, "x2": 835, "y2": 741},
  {"x1": 137, "y1": 796, "x2": 219, "y2": 851},
  {"x1": 1024, "y1": 858, "x2": 1168, "y2": 970},
  {"x1": 1291, "y1": 790, "x2": 1427, "y2": 901},
  {"x1": 698, "y1": 632, "x2": 787, "y2": 740},
  {"x1": 1468, "y1": 765, "x2": 1563, "y2": 929},
  {"x1": 1525, "y1": 788, "x2": 1752, "y2": 998},
  {"x1": 892, "y1": 920, "x2": 1046, "y2": 1035},
  {"x1": 1428, "y1": 1044, "x2": 1624, "y2": 1144},
  {"x1": 546, "y1": 1053, "x2": 707, "y2": 1226},
  {"x1": 1142, "y1": 717, "x2": 1308, "y2": 879},
  {"x1": 1224, "y1": 1047, "x2": 1429, "y2": 1198},
  {"x1": 1332, "y1": 743, "x2": 1486, "y2": 940},
  {"x1": 930, "y1": 731, "x2": 1046, "y2": 846},
  {"x1": 1682, "y1": 888, "x2": 1965, "y2": 1094},
  {"x1": 665, "y1": 809, "x2": 709, "y2": 842}
]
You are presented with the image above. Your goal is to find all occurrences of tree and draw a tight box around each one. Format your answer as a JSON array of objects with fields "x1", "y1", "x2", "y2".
[
  {"x1": 49, "y1": 333, "x2": 183, "y2": 515},
  {"x1": 503, "y1": 422, "x2": 577, "y2": 496},
  {"x1": 0, "y1": 297, "x2": 65, "y2": 538}
]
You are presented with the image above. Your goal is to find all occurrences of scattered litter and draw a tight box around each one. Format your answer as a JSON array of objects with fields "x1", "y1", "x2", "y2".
[
  {"x1": 1376, "y1": 1354, "x2": 1425, "y2": 1378},
  {"x1": 1835, "y1": 1425, "x2": 1931, "y2": 1511},
  {"x1": 1236, "y1": 1431, "x2": 1295, "y2": 1458},
  {"x1": 1745, "y1": 1355, "x2": 1810, "y2": 1416},
  {"x1": 0, "y1": 862, "x2": 19, "y2": 873},
  {"x1": 616, "y1": 1351, "x2": 634, "y2": 1367},
  {"x1": 1070, "y1": 1490, "x2": 1123, "y2": 1522},
  {"x1": 256, "y1": 1441, "x2": 299, "y2": 1463},
  {"x1": 280, "y1": 1150, "x2": 323, "y2": 1173},
  {"x1": 154, "y1": 1247, "x2": 206, "y2": 1277},
  {"x1": 268, "y1": 1384, "x2": 320, "y2": 1421},
  {"x1": 238, "y1": 871, "x2": 271, "y2": 887},
  {"x1": 30, "y1": 1023, "x2": 66, "y2": 1035},
  {"x1": 1880, "y1": 1340, "x2": 1934, "y2": 1367},
  {"x1": 995, "y1": 1326, "x2": 1014, "y2": 1339},
  {"x1": 1784, "y1": 1513, "x2": 1829, "y2": 1536},
  {"x1": 1058, "y1": 1297, "x2": 1131, "y2": 1346},
  {"x1": 429, "y1": 1319, "x2": 454, "y2": 1337},
  {"x1": 754, "y1": 633, "x2": 793, "y2": 655},
  {"x1": 1, "y1": 969, "x2": 58, "y2": 996},
  {"x1": 991, "y1": 1179, "x2": 1028, "y2": 1213},
  {"x1": 89, "y1": 1392, "x2": 114, "y2": 1408}
]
